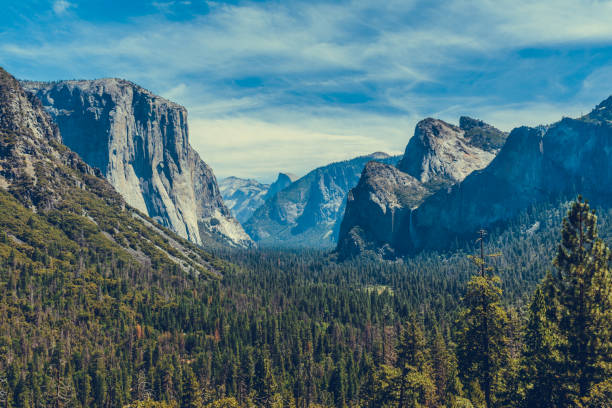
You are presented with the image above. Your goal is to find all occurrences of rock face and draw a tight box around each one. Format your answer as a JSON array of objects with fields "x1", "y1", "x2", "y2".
[
  {"x1": 22, "y1": 79, "x2": 251, "y2": 248},
  {"x1": 337, "y1": 117, "x2": 507, "y2": 258},
  {"x1": 406, "y1": 100, "x2": 612, "y2": 253},
  {"x1": 397, "y1": 117, "x2": 504, "y2": 188},
  {"x1": 266, "y1": 172, "x2": 297, "y2": 200},
  {"x1": 219, "y1": 172, "x2": 297, "y2": 224},
  {"x1": 336, "y1": 162, "x2": 430, "y2": 257},
  {"x1": 219, "y1": 177, "x2": 269, "y2": 224},
  {"x1": 244, "y1": 153, "x2": 401, "y2": 248},
  {"x1": 0, "y1": 66, "x2": 218, "y2": 275},
  {"x1": 339, "y1": 97, "x2": 612, "y2": 258}
]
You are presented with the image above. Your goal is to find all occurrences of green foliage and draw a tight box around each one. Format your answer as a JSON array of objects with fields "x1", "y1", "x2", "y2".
[
  {"x1": 522, "y1": 197, "x2": 612, "y2": 406},
  {"x1": 456, "y1": 274, "x2": 510, "y2": 408},
  {"x1": 0, "y1": 177, "x2": 609, "y2": 408}
]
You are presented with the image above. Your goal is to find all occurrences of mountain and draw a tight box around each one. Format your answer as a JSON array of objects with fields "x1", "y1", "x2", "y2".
[
  {"x1": 403, "y1": 99, "x2": 612, "y2": 253},
  {"x1": 0, "y1": 66, "x2": 220, "y2": 279},
  {"x1": 266, "y1": 172, "x2": 297, "y2": 199},
  {"x1": 339, "y1": 97, "x2": 612, "y2": 258},
  {"x1": 337, "y1": 117, "x2": 508, "y2": 258},
  {"x1": 244, "y1": 152, "x2": 401, "y2": 247},
  {"x1": 219, "y1": 172, "x2": 296, "y2": 223},
  {"x1": 219, "y1": 177, "x2": 269, "y2": 223},
  {"x1": 397, "y1": 117, "x2": 506, "y2": 188},
  {"x1": 21, "y1": 79, "x2": 251, "y2": 248}
]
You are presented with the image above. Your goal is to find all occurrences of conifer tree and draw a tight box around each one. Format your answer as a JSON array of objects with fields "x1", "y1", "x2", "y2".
[
  {"x1": 430, "y1": 329, "x2": 462, "y2": 407},
  {"x1": 396, "y1": 317, "x2": 435, "y2": 408},
  {"x1": 253, "y1": 348, "x2": 278, "y2": 408},
  {"x1": 522, "y1": 281, "x2": 561, "y2": 407},
  {"x1": 456, "y1": 231, "x2": 509, "y2": 408},
  {"x1": 182, "y1": 367, "x2": 204, "y2": 408},
  {"x1": 548, "y1": 197, "x2": 612, "y2": 403},
  {"x1": 329, "y1": 358, "x2": 347, "y2": 408}
]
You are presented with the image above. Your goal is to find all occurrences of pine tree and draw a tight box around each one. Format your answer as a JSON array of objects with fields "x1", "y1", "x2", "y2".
[
  {"x1": 456, "y1": 231, "x2": 509, "y2": 408},
  {"x1": 396, "y1": 317, "x2": 435, "y2": 408},
  {"x1": 253, "y1": 348, "x2": 278, "y2": 408},
  {"x1": 182, "y1": 366, "x2": 204, "y2": 408},
  {"x1": 522, "y1": 282, "x2": 561, "y2": 407},
  {"x1": 548, "y1": 197, "x2": 612, "y2": 404},
  {"x1": 430, "y1": 329, "x2": 462, "y2": 407},
  {"x1": 329, "y1": 358, "x2": 347, "y2": 408}
]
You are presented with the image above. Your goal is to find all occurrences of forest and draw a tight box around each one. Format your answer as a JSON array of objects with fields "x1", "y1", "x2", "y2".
[{"x1": 0, "y1": 196, "x2": 610, "y2": 408}]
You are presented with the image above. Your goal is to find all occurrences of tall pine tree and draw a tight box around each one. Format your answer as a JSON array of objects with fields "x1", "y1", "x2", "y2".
[
  {"x1": 456, "y1": 231, "x2": 509, "y2": 408},
  {"x1": 549, "y1": 197, "x2": 612, "y2": 404}
]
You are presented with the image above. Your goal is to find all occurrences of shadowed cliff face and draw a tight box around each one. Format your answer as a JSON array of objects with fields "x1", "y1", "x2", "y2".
[
  {"x1": 336, "y1": 161, "x2": 430, "y2": 258},
  {"x1": 22, "y1": 79, "x2": 252, "y2": 248},
  {"x1": 337, "y1": 117, "x2": 507, "y2": 259},
  {"x1": 338, "y1": 97, "x2": 612, "y2": 259}
]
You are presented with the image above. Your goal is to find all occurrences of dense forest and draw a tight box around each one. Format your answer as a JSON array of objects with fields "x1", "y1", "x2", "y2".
[{"x1": 0, "y1": 196, "x2": 610, "y2": 408}]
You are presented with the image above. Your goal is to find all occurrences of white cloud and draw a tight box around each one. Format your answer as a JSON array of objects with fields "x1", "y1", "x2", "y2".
[
  {"x1": 189, "y1": 116, "x2": 405, "y2": 182},
  {"x1": 4, "y1": 0, "x2": 612, "y2": 181},
  {"x1": 52, "y1": 0, "x2": 73, "y2": 15}
]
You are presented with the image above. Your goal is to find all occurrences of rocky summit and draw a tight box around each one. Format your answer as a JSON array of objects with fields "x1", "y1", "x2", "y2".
[
  {"x1": 220, "y1": 172, "x2": 296, "y2": 224},
  {"x1": 337, "y1": 117, "x2": 507, "y2": 258},
  {"x1": 22, "y1": 79, "x2": 252, "y2": 248},
  {"x1": 244, "y1": 153, "x2": 400, "y2": 248}
]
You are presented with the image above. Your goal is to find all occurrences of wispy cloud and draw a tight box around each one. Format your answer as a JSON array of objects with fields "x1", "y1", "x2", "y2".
[
  {"x1": 3, "y1": 0, "x2": 612, "y2": 180},
  {"x1": 52, "y1": 0, "x2": 73, "y2": 15}
]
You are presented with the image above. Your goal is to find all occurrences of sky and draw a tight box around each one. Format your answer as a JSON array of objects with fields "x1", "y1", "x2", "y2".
[{"x1": 3, "y1": 1, "x2": 612, "y2": 182}]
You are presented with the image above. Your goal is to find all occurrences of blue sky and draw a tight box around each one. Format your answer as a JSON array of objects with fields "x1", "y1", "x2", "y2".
[{"x1": 3, "y1": 0, "x2": 612, "y2": 181}]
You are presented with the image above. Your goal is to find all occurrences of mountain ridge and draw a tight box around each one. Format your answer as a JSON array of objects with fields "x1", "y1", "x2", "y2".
[
  {"x1": 244, "y1": 152, "x2": 401, "y2": 247},
  {"x1": 337, "y1": 97, "x2": 612, "y2": 258}
]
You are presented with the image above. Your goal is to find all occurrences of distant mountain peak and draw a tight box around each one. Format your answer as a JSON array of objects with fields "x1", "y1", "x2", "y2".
[
  {"x1": 361, "y1": 151, "x2": 391, "y2": 160},
  {"x1": 275, "y1": 172, "x2": 298, "y2": 183},
  {"x1": 583, "y1": 95, "x2": 612, "y2": 123}
]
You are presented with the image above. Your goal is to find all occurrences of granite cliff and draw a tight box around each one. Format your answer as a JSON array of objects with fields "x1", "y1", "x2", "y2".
[
  {"x1": 0, "y1": 66, "x2": 220, "y2": 276},
  {"x1": 337, "y1": 117, "x2": 507, "y2": 258},
  {"x1": 22, "y1": 79, "x2": 251, "y2": 247},
  {"x1": 404, "y1": 100, "x2": 612, "y2": 253},
  {"x1": 339, "y1": 98, "x2": 612, "y2": 258}
]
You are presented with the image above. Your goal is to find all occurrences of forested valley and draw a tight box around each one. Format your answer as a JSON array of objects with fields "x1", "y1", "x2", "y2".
[{"x1": 0, "y1": 191, "x2": 610, "y2": 408}]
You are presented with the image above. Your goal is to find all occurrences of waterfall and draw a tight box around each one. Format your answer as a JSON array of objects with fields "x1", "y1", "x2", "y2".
[{"x1": 409, "y1": 208, "x2": 418, "y2": 246}]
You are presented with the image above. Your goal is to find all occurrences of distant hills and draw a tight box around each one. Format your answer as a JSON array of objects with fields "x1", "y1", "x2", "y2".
[
  {"x1": 243, "y1": 153, "x2": 401, "y2": 248},
  {"x1": 219, "y1": 172, "x2": 296, "y2": 224}
]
